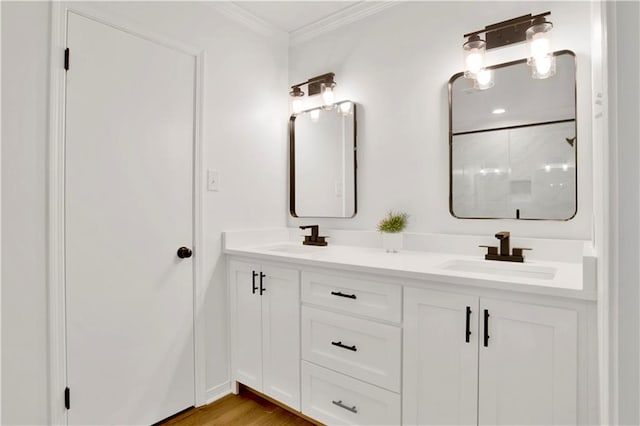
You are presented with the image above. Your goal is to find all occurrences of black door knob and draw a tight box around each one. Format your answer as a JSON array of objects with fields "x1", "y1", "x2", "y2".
[{"x1": 177, "y1": 246, "x2": 192, "y2": 259}]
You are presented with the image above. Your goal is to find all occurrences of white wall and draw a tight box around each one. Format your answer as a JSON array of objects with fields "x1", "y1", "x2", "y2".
[
  {"x1": 288, "y1": 1, "x2": 594, "y2": 240},
  {"x1": 608, "y1": 2, "x2": 640, "y2": 424},
  {"x1": 1, "y1": 3, "x2": 51, "y2": 424},
  {"x1": 1, "y1": 2, "x2": 288, "y2": 424}
]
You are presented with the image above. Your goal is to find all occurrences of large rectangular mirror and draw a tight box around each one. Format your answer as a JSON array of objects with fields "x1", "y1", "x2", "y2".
[
  {"x1": 449, "y1": 50, "x2": 576, "y2": 220},
  {"x1": 290, "y1": 101, "x2": 357, "y2": 218}
]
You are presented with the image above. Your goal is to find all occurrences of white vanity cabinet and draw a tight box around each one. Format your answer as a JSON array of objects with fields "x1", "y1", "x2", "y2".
[
  {"x1": 225, "y1": 240, "x2": 595, "y2": 426},
  {"x1": 403, "y1": 287, "x2": 579, "y2": 426},
  {"x1": 228, "y1": 259, "x2": 301, "y2": 410}
]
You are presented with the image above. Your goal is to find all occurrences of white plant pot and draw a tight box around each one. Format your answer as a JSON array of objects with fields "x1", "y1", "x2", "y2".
[{"x1": 382, "y1": 232, "x2": 403, "y2": 253}]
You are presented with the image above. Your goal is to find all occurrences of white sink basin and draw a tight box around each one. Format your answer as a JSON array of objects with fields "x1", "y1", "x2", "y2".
[
  {"x1": 264, "y1": 244, "x2": 324, "y2": 254},
  {"x1": 438, "y1": 259, "x2": 557, "y2": 280}
]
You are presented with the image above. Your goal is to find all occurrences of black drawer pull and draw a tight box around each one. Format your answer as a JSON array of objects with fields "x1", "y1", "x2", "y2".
[
  {"x1": 252, "y1": 271, "x2": 258, "y2": 294},
  {"x1": 332, "y1": 400, "x2": 357, "y2": 414},
  {"x1": 483, "y1": 309, "x2": 490, "y2": 347},
  {"x1": 259, "y1": 272, "x2": 266, "y2": 295},
  {"x1": 331, "y1": 341, "x2": 357, "y2": 352},
  {"x1": 465, "y1": 306, "x2": 472, "y2": 343},
  {"x1": 331, "y1": 291, "x2": 357, "y2": 299}
]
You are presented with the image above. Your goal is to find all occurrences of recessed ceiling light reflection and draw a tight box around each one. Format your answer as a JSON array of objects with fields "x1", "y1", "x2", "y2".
[{"x1": 492, "y1": 108, "x2": 506, "y2": 114}]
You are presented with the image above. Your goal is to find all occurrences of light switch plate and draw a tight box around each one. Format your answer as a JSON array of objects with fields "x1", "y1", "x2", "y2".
[{"x1": 207, "y1": 169, "x2": 219, "y2": 192}]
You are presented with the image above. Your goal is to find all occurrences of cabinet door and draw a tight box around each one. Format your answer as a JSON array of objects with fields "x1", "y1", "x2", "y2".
[
  {"x1": 479, "y1": 298, "x2": 577, "y2": 425},
  {"x1": 403, "y1": 288, "x2": 479, "y2": 425},
  {"x1": 229, "y1": 260, "x2": 263, "y2": 391},
  {"x1": 261, "y1": 265, "x2": 301, "y2": 410}
]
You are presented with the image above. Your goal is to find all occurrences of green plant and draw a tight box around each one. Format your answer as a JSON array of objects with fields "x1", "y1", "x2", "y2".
[{"x1": 377, "y1": 211, "x2": 409, "y2": 233}]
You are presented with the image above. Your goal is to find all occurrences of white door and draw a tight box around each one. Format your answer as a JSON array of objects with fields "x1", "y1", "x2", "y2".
[
  {"x1": 261, "y1": 265, "x2": 300, "y2": 409},
  {"x1": 478, "y1": 298, "x2": 578, "y2": 425},
  {"x1": 65, "y1": 12, "x2": 196, "y2": 425},
  {"x1": 403, "y1": 287, "x2": 479, "y2": 425},
  {"x1": 229, "y1": 260, "x2": 263, "y2": 391}
]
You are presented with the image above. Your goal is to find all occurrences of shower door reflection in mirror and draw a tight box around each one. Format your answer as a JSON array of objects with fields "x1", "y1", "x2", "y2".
[
  {"x1": 449, "y1": 51, "x2": 576, "y2": 220},
  {"x1": 290, "y1": 101, "x2": 357, "y2": 218}
]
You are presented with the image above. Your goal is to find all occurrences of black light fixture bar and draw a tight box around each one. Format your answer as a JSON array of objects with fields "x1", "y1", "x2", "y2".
[
  {"x1": 290, "y1": 72, "x2": 335, "y2": 96},
  {"x1": 463, "y1": 11, "x2": 550, "y2": 49}
]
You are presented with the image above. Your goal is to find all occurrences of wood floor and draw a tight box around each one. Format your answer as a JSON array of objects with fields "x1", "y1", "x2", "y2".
[{"x1": 159, "y1": 388, "x2": 316, "y2": 426}]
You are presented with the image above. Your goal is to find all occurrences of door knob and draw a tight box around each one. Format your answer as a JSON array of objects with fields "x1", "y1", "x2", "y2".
[{"x1": 177, "y1": 246, "x2": 192, "y2": 259}]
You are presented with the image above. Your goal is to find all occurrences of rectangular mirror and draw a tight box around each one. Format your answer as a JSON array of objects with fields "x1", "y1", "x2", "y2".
[
  {"x1": 290, "y1": 101, "x2": 357, "y2": 218},
  {"x1": 449, "y1": 50, "x2": 576, "y2": 220}
]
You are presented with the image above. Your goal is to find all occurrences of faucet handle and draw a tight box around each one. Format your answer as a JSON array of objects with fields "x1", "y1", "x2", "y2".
[
  {"x1": 299, "y1": 225, "x2": 319, "y2": 238},
  {"x1": 479, "y1": 245, "x2": 499, "y2": 255},
  {"x1": 512, "y1": 247, "x2": 531, "y2": 257}
]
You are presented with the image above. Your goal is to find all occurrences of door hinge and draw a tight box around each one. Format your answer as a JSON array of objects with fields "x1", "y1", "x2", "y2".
[
  {"x1": 64, "y1": 48, "x2": 70, "y2": 71},
  {"x1": 64, "y1": 387, "x2": 70, "y2": 410}
]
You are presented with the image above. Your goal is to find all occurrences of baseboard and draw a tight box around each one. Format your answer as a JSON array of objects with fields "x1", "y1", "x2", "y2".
[{"x1": 204, "y1": 381, "x2": 232, "y2": 405}]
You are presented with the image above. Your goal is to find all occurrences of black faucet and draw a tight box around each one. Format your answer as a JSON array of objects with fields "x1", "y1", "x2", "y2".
[
  {"x1": 299, "y1": 225, "x2": 328, "y2": 246},
  {"x1": 479, "y1": 231, "x2": 531, "y2": 263},
  {"x1": 495, "y1": 231, "x2": 510, "y2": 256}
]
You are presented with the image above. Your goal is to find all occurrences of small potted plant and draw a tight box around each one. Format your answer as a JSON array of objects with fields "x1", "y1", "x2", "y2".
[{"x1": 377, "y1": 211, "x2": 409, "y2": 253}]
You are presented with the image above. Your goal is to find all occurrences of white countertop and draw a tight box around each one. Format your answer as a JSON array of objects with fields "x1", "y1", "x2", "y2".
[{"x1": 223, "y1": 229, "x2": 597, "y2": 301}]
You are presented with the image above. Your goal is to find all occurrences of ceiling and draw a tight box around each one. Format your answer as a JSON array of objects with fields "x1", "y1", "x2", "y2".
[{"x1": 232, "y1": 1, "x2": 360, "y2": 33}]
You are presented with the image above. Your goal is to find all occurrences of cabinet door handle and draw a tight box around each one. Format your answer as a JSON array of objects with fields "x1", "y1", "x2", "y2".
[
  {"x1": 252, "y1": 271, "x2": 258, "y2": 294},
  {"x1": 331, "y1": 291, "x2": 357, "y2": 299},
  {"x1": 331, "y1": 341, "x2": 357, "y2": 352},
  {"x1": 332, "y1": 400, "x2": 358, "y2": 414},
  {"x1": 483, "y1": 309, "x2": 490, "y2": 347},
  {"x1": 259, "y1": 272, "x2": 266, "y2": 295},
  {"x1": 465, "y1": 306, "x2": 472, "y2": 343}
]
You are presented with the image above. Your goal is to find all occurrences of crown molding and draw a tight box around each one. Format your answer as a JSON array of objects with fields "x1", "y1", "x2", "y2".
[
  {"x1": 290, "y1": 1, "x2": 402, "y2": 46},
  {"x1": 204, "y1": 1, "x2": 287, "y2": 40}
]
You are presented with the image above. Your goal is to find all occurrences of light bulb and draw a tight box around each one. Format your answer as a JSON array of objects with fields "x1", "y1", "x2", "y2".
[
  {"x1": 321, "y1": 82, "x2": 335, "y2": 108},
  {"x1": 530, "y1": 34, "x2": 551, "y2": 61},
  {"x1": 463, "y1": 35, "x2": 486, "y2": 79},
  {"x1": 291, "y1": 98, "x2": 304, "y2": 114},
  {"x1": 474, "y1": 68, "x2": 494, "y2": 90},
  {"x1": 526, "y1": 17, "x2": 554, "y2": 69},
  {"x1": 338, "y1": 101, "x2": 353, "y2": 116},
  {"x1": 466, "y1": 51, "x2": 483, "y2": 75},
  {"x1": 309, "y1": 109, "x2": 320, "y2": 122},
  {"x1": 532, "y1": 55, "x2": 556, "y2": 79}
]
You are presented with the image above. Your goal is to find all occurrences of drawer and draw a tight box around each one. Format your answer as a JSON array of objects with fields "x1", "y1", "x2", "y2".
[
  {"x1": 301, "y1": 271, "x2": 402, "y2": 323},
  {"x1": 301, "y1": 361, "x2": 401, "y2": 426},
  {"x1": 302, "y1": 306, "x2": 401, "y2": 392}
]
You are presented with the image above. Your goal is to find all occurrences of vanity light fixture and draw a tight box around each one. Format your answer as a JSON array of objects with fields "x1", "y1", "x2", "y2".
[
  {"x1": 526, "y1": 15, "x2": 556, "y2": 79},
  {"x1": 463, "y1": 34, "x2": 487, "y2": 79},
  {"x1": 289, "y1": 72, "x2": 337, "y2": 114},
  {"x1": 463, "y1": 11, "x2": 555, "y2": 84},
  {"x1": 289, "y1": 86, "x2": 305, "y2": 114}
]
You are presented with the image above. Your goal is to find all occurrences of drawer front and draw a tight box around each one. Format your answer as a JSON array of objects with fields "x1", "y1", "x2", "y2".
[
  {"x1": 302, "y1": 361, "x2": 401, "y2": 426},
  {"x1": 302, "y1": 306, "x2": 401, "y2": 392},
  {"x1": 301, "y1": 271, "x2": 402, "y2": 323}
]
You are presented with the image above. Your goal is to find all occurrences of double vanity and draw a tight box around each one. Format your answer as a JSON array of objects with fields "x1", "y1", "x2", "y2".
[{"x1": 224, "y1": 228, "x2": 598, "y2": 425}]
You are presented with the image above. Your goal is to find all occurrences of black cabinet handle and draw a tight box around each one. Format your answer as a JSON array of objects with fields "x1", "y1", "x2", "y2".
[
  {"x1": 331, "y1": 291, "x2": 357, "y2": 300},
  {"x1": 465, "y1": 306, "x2": 472, "y2": 343},
  {"x1": 259, "y1": 272, "x2": 266, "y2": 295},
  {"x1": 483, "y1": 309, "x2": 490, "y2": 347},
  {"x1": 252, "y1": 271, "x2": 258, "y2": 294},
  {"x1": 331, "y1": 341, "x2": 357, "y2": 352},
  {"x1": 332, "y1": 400, "x2": 357, "y2": 414}
]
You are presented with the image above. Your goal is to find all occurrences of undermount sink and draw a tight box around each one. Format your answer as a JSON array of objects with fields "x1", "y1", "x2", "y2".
[
  {"x1": 437, "y1": 259, "x2": 557, "y2": 280},
  {"x1": 264, "y1": 244, "x2": 323, "y2": 254}
]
